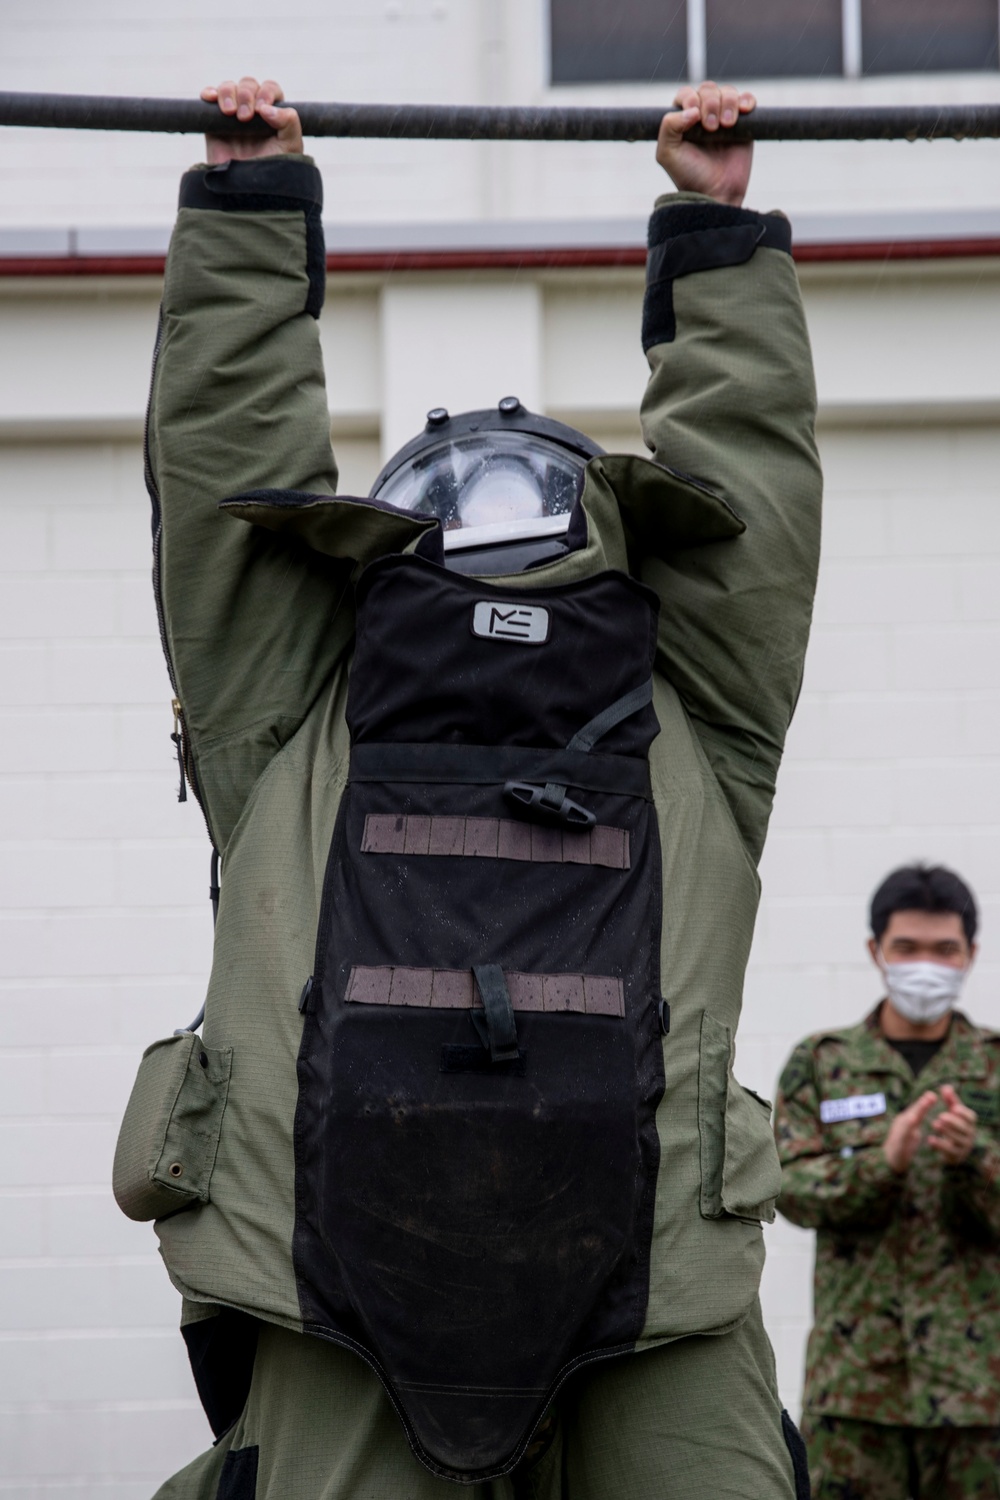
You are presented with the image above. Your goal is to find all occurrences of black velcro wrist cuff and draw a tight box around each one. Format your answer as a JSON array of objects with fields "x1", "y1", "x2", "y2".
[
  {"x1": 642, "y1": 203, "x2": 791, "y2": 352},
  {"x1": 648, "y1": 200, "x2": 789, "y2": 246},
  {"x1": 179, "y1": 155, "x2": 323, "y2": 213},
  {"x1": 179, "y1": 157, "x2": 326, "y2": 318}
]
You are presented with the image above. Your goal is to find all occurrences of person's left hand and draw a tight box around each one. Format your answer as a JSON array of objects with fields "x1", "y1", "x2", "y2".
[
  {"x1": 927, "y1": 1084, "x2": 978, "y2": 1165},
  {"x1": 656, "y1": 81, "x2": 756, "y2": 207}
]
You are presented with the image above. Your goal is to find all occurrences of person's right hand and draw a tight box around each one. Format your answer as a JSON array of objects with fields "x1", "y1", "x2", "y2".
[
  {"x1": 200, "y1": 77, "x2": 302, "y2": 165},
  {"x1": 883, "y1": 1090, "x2": 938, "y2": 1174}
]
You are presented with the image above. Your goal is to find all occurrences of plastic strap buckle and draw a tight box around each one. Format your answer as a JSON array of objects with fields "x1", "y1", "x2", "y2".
[{"x1": 503, "y1": 780, "x2": 597, "y2": 830}]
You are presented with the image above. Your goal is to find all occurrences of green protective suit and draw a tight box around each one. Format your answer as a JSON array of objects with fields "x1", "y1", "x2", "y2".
[{"x1": 113, "y1": 152, "x2": 821, "y2": 1496}]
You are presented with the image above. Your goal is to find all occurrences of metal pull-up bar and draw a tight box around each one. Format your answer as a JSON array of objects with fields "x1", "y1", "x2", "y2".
[{"x1": 1, "y1": 92, "x2": 1000, "y2": 142}]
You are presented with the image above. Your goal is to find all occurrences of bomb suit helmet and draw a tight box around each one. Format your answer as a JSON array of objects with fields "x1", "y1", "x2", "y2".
[{"x1": 369, "y1": 397, "x2": 604, "y2": 574}]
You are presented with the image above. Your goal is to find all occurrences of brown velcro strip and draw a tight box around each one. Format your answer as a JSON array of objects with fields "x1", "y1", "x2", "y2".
[
  {"x1": 345, "y1": 966, "x2": 624, "y2": 1018},
  {"x1": 361, "y1": 814, "x2": 629, "y2": 870}
]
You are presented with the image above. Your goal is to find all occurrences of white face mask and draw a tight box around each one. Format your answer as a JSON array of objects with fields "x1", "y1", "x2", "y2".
[{"x1": 879, "y1": 953, "x2": 966, "y2": 1025}]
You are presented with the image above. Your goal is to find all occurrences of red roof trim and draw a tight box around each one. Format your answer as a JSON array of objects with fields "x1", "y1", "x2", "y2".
[
  {"x1": 0, "y1": 254, "x2": 168, "y2": 277},
  {"x1": 795, "y1": 237, "x2": 1000, "y2": 263},
  {"x1": 1, "y1": 238, "x2": 999, "y2": 277}
]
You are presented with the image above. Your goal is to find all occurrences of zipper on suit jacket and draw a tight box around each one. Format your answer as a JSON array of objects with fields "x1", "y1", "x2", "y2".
[{"x1": 143, "y1": 311, "x2": 218, "y2": 852}]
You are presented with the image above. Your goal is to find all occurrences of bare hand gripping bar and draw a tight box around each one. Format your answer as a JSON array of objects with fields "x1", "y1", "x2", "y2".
[{"x1": 2, "y1": 92, "x2": 1000, "y2": 142}]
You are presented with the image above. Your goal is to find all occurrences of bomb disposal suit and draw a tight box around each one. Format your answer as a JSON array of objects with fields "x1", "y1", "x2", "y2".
[{"x1": 113, "y1": 151, "x2": 822, "y2": 1483}]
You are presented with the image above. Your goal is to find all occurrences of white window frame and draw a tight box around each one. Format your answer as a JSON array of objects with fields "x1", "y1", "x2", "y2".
[
  {"x1": 842, "y1": 0, "x2": 863, "y2": 78},
  {"x1": 686, "y1": 0, "x2": 707, "y2": 82}
]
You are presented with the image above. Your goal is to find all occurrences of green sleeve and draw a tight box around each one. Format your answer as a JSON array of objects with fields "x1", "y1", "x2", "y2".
[
  {"x1": 774, "y1": 1044, "x2": 903, "y2": 1231},
  {"x1": 147, "y1": 155, "x2": 351, "y2": 851},
  {"x1": 637, "y1": 193, "x2": 822, "y2": 861}
]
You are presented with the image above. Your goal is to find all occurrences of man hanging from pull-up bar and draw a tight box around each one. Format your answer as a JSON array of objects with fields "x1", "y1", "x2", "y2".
[{"x1": 114, "y1": 74, "x2": 821, "y2": 1499}]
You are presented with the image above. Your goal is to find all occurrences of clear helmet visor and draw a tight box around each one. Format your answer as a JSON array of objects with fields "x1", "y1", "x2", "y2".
[{"x1": 373, "y1": 431, "x2": 585, "y2": 549}]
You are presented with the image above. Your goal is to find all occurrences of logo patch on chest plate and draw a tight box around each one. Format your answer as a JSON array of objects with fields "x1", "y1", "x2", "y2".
[
  {"x1": 472, "y1": 601, "x2": 550, "y2": 645},
  {"x1": 820, "y1": 1092, "x2": 887, "y2": 1124}
]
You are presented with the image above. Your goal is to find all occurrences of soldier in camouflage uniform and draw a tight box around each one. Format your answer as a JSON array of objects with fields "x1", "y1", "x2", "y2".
[{"x1": 775, "y1": 864, "x2": 1000, "y2": 1498}]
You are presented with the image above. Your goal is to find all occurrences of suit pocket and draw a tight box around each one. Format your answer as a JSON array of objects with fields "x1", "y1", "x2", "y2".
[
  {"x1": 698, "y1": 1011, "x2": 781, "y2": 1223},
  {"x1": 113, "y1": 1032, "x2": 232, "y2": 1221}
]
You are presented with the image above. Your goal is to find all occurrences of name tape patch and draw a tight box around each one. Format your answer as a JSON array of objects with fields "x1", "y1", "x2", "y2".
[
  {"x1": 472, "y1": 600, "x2": 550, "y2": 645},
  {"x1": 820, "y1": 1092, "x2": 887, "y2": 1124}
]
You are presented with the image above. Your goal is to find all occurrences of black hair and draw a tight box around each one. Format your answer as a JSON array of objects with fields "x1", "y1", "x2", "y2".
[{"x1": 869, "y1": 864, "x2": 978, "y2": 947}]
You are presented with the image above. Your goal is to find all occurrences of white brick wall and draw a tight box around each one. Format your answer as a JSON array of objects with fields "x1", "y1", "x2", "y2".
[
  {"x1": 380, "y1": 280, "x2": 543, "y2": 456},
  {"x1": 0, "y1": 437, "x2": 216, "y2": 1497},
  {"x1": 751, "y1": 422, "x2": 1000, "y2": 1417}
]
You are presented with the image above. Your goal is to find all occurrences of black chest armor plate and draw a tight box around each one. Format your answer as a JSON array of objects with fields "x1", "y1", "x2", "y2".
[{"x1": 293, "y1": 554, "x2": 666, "y2": 1481}]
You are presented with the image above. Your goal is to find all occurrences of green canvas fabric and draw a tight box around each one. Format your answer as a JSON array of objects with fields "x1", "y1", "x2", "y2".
[
  {"x1": 776, "y1": 1008, "x2": 1000, "y2": 1427},
  {"x1": 129, "y1": 166, "x2": 821, "y2": 1363},
  {"x1": 113, "y1": 1033, "x2": 232, "y2": 1221},
  {"x1": 153, "y1": 1301, "x2": 799, "y2": 1500}
]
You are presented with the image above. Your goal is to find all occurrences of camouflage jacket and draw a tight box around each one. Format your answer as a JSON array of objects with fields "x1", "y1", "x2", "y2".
[{"x1": 775, "y1": 1007, "x2": 1000, "y2": 1427}]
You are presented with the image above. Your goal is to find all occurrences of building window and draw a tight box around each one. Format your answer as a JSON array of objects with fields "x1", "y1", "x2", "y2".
[
  {"x1": 706, "y1": 0, "x2": 843, "y2": 79},
  {"x1": 861, "y1": 0, "x2": 999, "y2": 75},
  {"x1": 549, "y1": 0, "x2": 1000, "y2": 83},
  {"x1": 549, "y1": 0, "x2": 688, "y2": 84}
]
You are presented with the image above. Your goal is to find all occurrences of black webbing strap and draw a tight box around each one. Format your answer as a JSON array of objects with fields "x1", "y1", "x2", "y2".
[
  {"x1": 566, "y1": 678, "x2": 654, "y2": 754},
  {"x1": 350, "y1": 742, "x2": 652, "y2": 799},
  {"x1": 472, "y1": 964, "x2": 520, "y2": 1063},
  {"x1": 533, "y1": 678, "x2": 654, "y2": 824}
]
